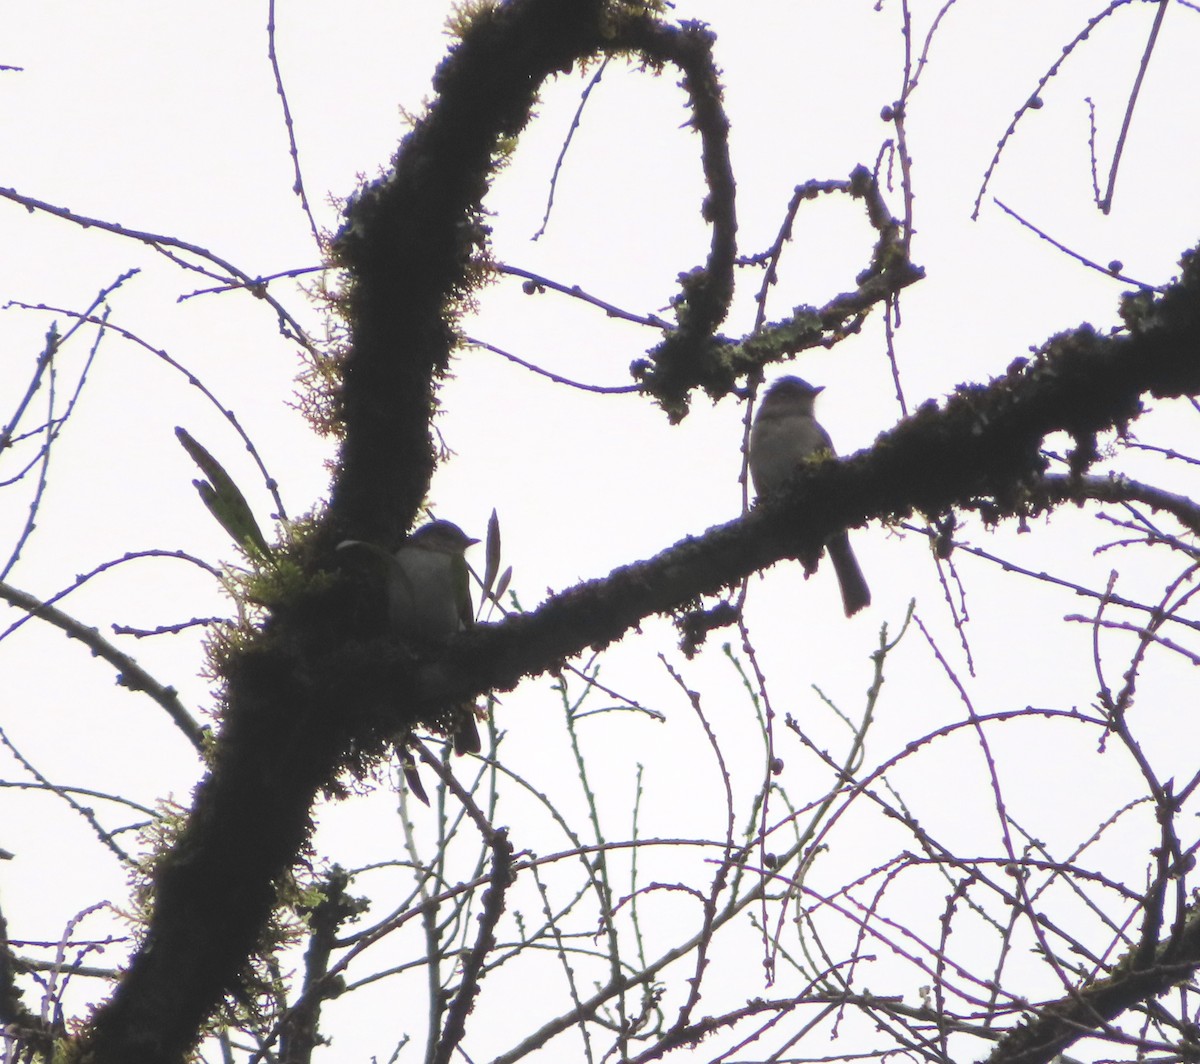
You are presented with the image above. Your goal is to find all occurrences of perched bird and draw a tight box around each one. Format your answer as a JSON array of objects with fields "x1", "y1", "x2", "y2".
[
  {"x1": 748, "y1": 376, "x2": 871, "y2": 617},
  {"x1": 339, "y1": 519, "x2": 482, "y2": 755},
  {"x1": 386, "y1": 519, "x2": 479, "y2": 647}
]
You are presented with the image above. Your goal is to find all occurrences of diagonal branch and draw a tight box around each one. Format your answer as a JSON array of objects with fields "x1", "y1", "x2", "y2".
[
  {"x1": 985, "y1": 905, "x2": 1200, "y2": 1064},
  {"x1": 0, "y1": 580, "x2": 205, "y2": 751},
  {"x1": 71, "y1": 0, "x2": 1200, "y2": 1049}
]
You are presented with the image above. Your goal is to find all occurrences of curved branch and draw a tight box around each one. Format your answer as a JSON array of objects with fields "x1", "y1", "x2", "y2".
[
  {"x1": 0, "y1": 187, "x2": 314, "y2": 352},
  {"x1": 0, "y1": 580, "x2": 205, "y2": 751},
  {"x1": 81, "y1": 2, "x2": 741, "y2": 1060},
  {"x1": 617, "y1": 17, "x2": 739, "y2": 419},
  {"x1": 73, "y1": 0, "x2": 1200, "y2": 1047},
  {"x1": 633, "y1": 163, "x2": 923, "y2": 419},
  {"x1": 1037, "y1": 471, "x2": 1200, "y2": 535}
]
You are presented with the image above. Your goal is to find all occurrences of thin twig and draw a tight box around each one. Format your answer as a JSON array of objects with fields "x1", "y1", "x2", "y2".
[
  {"x1": 1099, "y1": 0, "x2": 1168, "y2": 213},
  {"x1": 266, "y1": 0, "x2": 322, "y2": 246},
  {"x1": 0, "y1": 579, "x2": 205, "y2": 750}
]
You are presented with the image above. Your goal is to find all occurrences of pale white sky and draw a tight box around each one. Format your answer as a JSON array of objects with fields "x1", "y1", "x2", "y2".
[{"x1": 2, "y1": 1, "x2": 1199, "y2": 1059}]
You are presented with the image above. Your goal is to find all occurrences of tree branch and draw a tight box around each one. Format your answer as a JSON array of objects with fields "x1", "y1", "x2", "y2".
[
  {"x1": 985, "y1": 904, "x2": 1200, "y2": 1064},
  {"x1": 73, "y1": 0, "x2": 1200, "y2": 1049}
]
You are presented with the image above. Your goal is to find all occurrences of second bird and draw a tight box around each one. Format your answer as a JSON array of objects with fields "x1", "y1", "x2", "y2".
[
  {"x1": 340, "y1": 519, "x2": 483, "y2": 755},
  {"x1": 748, "y1": 376, "x2": 871, "y2": 617}
]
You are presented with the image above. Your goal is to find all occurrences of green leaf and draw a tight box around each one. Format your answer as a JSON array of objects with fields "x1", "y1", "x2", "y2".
[
  {"x1": 176, "y1": 426, "x2": 271, "y2": 559},
  {"x1": 483, "y1": 507, "x2": 501, "y2": 596},
  {"x1": 493, "y1": 565, "x2": 513, "y2": 604}
]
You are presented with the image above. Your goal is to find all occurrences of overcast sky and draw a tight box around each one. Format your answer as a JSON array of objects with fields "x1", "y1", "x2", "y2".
[{"x1": 2, "y1": 1, "x2": 1199, "y2": 1058}]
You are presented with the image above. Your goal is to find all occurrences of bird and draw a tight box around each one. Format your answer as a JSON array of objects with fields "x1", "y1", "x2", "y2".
[
  {"x1": 339, "y1": 518, "x2": 482, "y2": 755},
  {"x1": 748, "y1": 376, "x2": 871, "y2": 617},
  {"x1": 385, "y1": 519, "x2": 479, "y2": 647}
]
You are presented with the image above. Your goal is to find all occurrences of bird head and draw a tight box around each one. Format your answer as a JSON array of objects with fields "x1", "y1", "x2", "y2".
[
  {"x1": 761, "y1": 376, "x2": 824, "y2": 413},
  {"x1": 406, "y1": 519, "x2": 479, "y2": 556}
]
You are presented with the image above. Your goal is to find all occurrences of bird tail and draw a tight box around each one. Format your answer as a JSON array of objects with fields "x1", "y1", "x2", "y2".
[
  {"x1": 452, "y1": 705, "x2": 482, "y2": 756},
  {"x1": 827, "y1": 533, "x2": 871, "y2": 617}
]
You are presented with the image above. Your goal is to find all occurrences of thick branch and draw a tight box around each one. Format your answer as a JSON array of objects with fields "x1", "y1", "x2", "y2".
[
  {"x1": 330, "y1": 0, "x2": 619, "y2": 548},
  {"x1": 429, "y1": 251, "x2": 1200, "y2": 701},
  {"x1": 79, "y1": 237, "x2": 1200, "y2": 1064},
  {"x1": 75, "y1": 0, "x2": 1200, "y2": 1045},
  {"x1": 985, "y1": 905, "x2": 1200, "y2": 1064},
  {"x1": 77, "y1": 3, "x2": 730, "y2": 1062}
]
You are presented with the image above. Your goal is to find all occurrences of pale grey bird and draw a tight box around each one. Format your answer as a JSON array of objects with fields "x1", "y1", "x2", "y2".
[
  {"x1": 339, "y1": 519, "x2": 482, "y2": 754},
  {"x1": 748, "y1": 376, "x2": 871, "y2": 617},
  {"x1": 385, "y1": 519, "x2": 478, "y2": 645}
]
